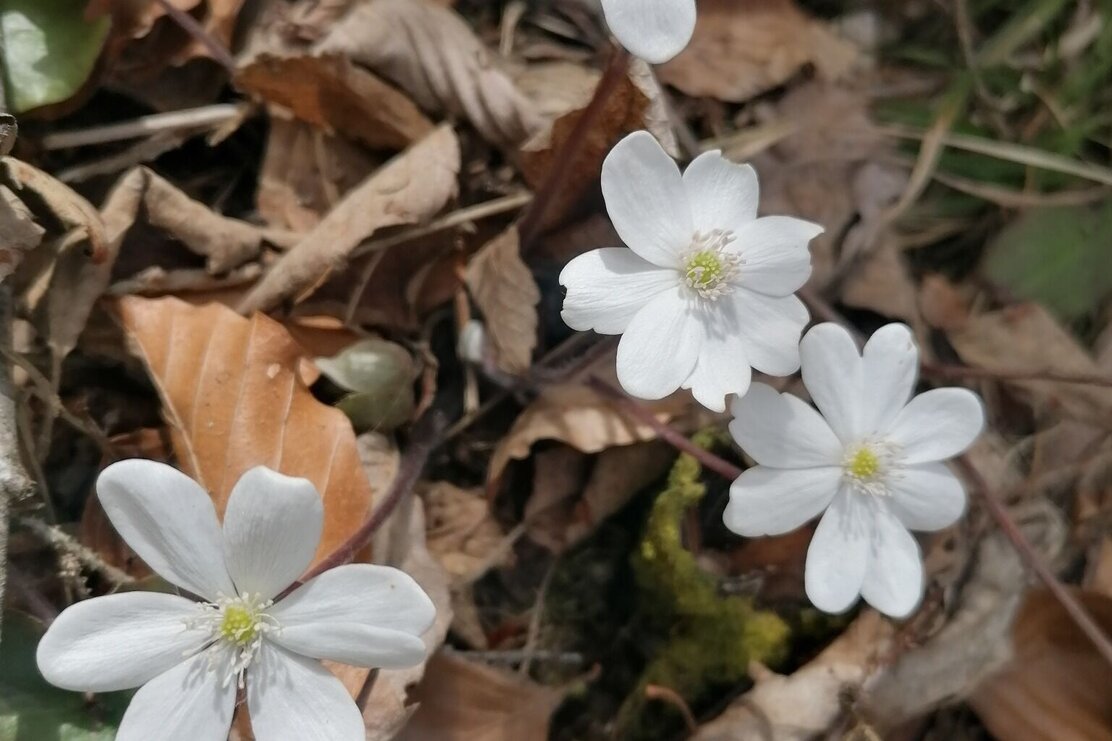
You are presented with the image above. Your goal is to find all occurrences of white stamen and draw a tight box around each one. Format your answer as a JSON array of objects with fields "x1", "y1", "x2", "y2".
[
  {"x1": 681, "y1": 229, "x2": 741, "y2": 300},
  {"x1": 184, "y1": 592, "x2": 281, "y2": 687}
]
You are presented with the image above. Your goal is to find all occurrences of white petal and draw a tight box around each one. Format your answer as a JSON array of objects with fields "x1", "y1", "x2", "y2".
[
  {"x1": 601, "y1": 131, "x2": 692, "y2": 267},
  {"x1": 682, "y1": 150, "x2": 759, "y2": 233},
  {"x1": 223, "y1": 467, "x2": 324, "y2": 600},
  {"x1": 37, "y1": 592, "x2": 208, "y2": 692},
  {"x1": 247, "y1": 643, "x2": 364, "y2": 741},
  {"x1": 888, "y1": 462, "x2": 967, "y2": 531},
  {"x1": 860, "y1": 323, "x2": 919, "y2": 435},
  {"x1": 724, "y1": 466, "x2": 841, "y2": 537},
  {"x1": 559, "y1": 248, "x2": 676, "y2": 334},
  {"x1": 97, "y1": 459, "x2": 234, "y2": 600},
  {"x1": 601, "y1": 0, "x2": 695, "y2": 64},
  {"x1": 273, "y1": 623, "x2": 427, "y2": 669},
  {"x1": 730, "y1": 290, "x2": 809, "y2": 377},
  {"x1": 615, "y1": 286, "x2": 703, "y2": 400},
  {"x1": 729, "y1": 383, "x2": 843, "y2": 468},
  {"x1": 799, "y1": 322, "x2": 864, "y2": 444},
  {"x1": 887, "y1": 388, "x2": 985, "y2": 464},
  {"x1": 116, "y1": 648, "x2": 236, "y2": 741},
  {"x1": 681, "y1": 295, "x2": 751, "y2": 412},
  {"x1": 805, "y1": 488, "x2": 871, "y2": 614},
  {"x1": 861, "y1": 507, "x2": 924, "y2": 618},
  {"x1": 271, "y1": 564, "x2": 436, "y2": 636},
  {"x1": 733, "y1": 216, "x2": 822, "y2": 297}
]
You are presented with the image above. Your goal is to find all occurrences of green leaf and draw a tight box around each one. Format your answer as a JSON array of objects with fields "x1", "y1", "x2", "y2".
[
  {"x1": 0, "y1": 612, "x2": 129, "y2": 740},
  {"x1": 1, "y1": 0, "x2": 109, "y2": 114},
  {"x1": 984, "y1": 202, "x2": 1112, "y2": 321},
  {"x1": 316, "y1": 338, "x2": 416, "y2": 432}
]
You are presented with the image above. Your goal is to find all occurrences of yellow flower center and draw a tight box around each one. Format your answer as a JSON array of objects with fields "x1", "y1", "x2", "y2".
[
  {"x1": 219, "y1": 604, "x2": 260, "y2": 646},
  {"x1": 680, "y1": 229, "x2": 740, "y2": 299},
  {"x1": 846, "y1": 447, "x2": 880, "y2": 480}
]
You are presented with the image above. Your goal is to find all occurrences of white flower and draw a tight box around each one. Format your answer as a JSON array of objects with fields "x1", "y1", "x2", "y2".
[
  {"x1": 601, "y1": 0, "x2": 696, "y2": 63},
  {"x1": 560, "y1": 131, "x2": 823, "y2": 412},
  {"x1": 37, "y1": 460, "x2": 435, "y2": 741},
  {"x1": 724, "y1": 323, "x2": 985, "y2": 618}
]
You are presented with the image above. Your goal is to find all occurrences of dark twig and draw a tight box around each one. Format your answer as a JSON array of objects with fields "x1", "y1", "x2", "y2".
[
  {"x1": 517, "y1": 46, "x2": 631, "y2": 250},
  {"x1": 922, "y1": 361, "x2": 1112, "y2": 389},
  {"x1": 153, "y1": 0, "x2": 237, "y2": 73},
  {"x1": 585, "y1": 377, "x2": 742, "y2": 481}
]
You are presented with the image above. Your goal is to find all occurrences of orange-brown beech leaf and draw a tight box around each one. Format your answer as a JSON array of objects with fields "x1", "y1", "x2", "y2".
[
  {"x1": 109, "y1": 295, "x2": 374, "y2": 564},
  {"x1": 972, "y1": 589, "x2": 1112, "y2": 741}
]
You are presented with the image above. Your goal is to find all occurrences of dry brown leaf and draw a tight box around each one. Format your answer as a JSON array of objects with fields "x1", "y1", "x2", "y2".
[
  {"x1": 1, "y1": 156, "x2": 107, "y2": 261},
  {"x1": 314, "y1": 0, "x2": 542, "y2": 147},
  {"x1": 99, "y1": 167, "x2": 275, "y2": 274},
  {"x1": 0, "y1": 185, "x2": 45, "y2": 280},
  {"x1": 658, "y1": 0, "x2": 858, "y2": 102},
  {"x1": 236, "y1": 54, "x2": 435, "y2": 150},
  {"x1": 573, "y1": 441, "x2": 675, "y2": 538},
  {"x1": 948, "y1": 303, "x2": 1112, "y2": 427},
  {"x1": 972, "y1": 590, "x2": 1112, "y2": 741},
  {"x1": 423, "y1": 481, "x2": 506, "y2": 580},
  {"x1": 256, "y1": 118, "x2": 379, "y2": 232},
  {"x1": 396, "y1": 651, "x2": 563, "y2": 741},
  {"x1": 519, "y1": 59, "x2": 671, "y2": 235},
  {"x1": 238, "y1": 124, "x2": 460, "y2": 314},
  {"x1": 488, "y1": 357, "x2": 690, "y2": 483},
  {"x1": 694, "y1": 611, "x2": 896, "y2": 740},
  {"x1": 524, "y1": 446, "x2": 589, "y2": 552},
  {"x1": 109, "y1": 296, "x2": 374, "y2": 563},
  {"x1": 90, "y1": 0, "x2": 245, "y2": 66},
  {"x1": 839, "y1": 240, "x2": 922, "y2": 328},
  {"x1": 465, "y1": 227, "x2": 539, "y2": 374}
]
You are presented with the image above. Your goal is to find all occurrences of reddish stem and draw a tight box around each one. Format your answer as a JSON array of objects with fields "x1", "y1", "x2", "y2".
[
  {"x1": 922, "y1": 361, "x2": 1112, "y2": 389},
  {"x1": 153, "y1": 0, "x2": 237, "y2": 73},
  {"x1": 517, "y1": 46, "x2": 631, "y2": 250},
  {"x1": 585, "y1": 377, "x2": 742, "y2": 480}
]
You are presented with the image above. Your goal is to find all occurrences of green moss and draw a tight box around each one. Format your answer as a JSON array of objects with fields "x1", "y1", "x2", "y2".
[{"x1": 615, "y1": 431, "x2": 790, "y2": 737}]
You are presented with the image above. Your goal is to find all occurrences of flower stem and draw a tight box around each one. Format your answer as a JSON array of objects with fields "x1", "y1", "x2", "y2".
[
  {"x1": 584, "y1": 377, "x2": 742, "y2": 481},
  {"x1": 517, "y1": 45, "x2": 631, "y2": 250},
  {"x1": 296, "y1": 409, "x2": 448, "y2": 584}
]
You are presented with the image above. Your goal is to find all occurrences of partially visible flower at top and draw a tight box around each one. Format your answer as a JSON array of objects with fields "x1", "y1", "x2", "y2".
[
  {"x1": 37, "y1": 460, "x2": 435, "y2": 741},
  {"x1": 724, "y1": 323, "x2": 985, "y2": 618},
  {"x1": 560, "y1": 131, "x2": 823, "y2": 412},
  {"x1": 601, "y1": 0, "x2": 696, "y2": 63}
]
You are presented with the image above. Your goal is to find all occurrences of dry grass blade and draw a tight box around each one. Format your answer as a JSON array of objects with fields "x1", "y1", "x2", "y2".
[{"x1": 110, "y1": 296, "x2": 375, "y2": 564}]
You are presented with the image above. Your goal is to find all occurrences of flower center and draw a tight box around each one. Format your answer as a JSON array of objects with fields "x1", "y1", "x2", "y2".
[
  {"x1": 841, "y1": 440, "x2": 901, "y2": 497},
  {"x1": 185, "y1": 593, "x2": 280, "y2": 687},
  {"x1": 681, "y1": 230, "x2": 740, "y2": 300}
]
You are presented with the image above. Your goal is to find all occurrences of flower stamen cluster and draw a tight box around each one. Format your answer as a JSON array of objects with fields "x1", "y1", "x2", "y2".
[
  {"x1": 682, "y1": 230, "x2": 740, "y2": 300},
  {"x1": 840, "y1": 440, "x2": 901, "y2": 498},
  {"x1": 185, "y1": 592, "x2": 280, "y2": 687}
]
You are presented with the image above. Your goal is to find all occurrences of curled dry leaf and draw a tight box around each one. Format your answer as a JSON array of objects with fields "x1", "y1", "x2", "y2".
[
  {"x1": 235, "y1": 53, "x2": 435, "y2": 150},
  {"x1": 423, "y1": 481, "x2": 506, "y2": 581},
  {"x1": 947, "y1": 303, "x2": 1112, "y2": 427},
  {"x1": 0, "y1": 185, "x2": 45, "y2": 281},
  {"x1": 314, "y1": 0, "x2": 542, "y2": 147},
  {"x1": 109, "y1": 295, "x2": 375, "y2": 563},
  {"x1": 658, "y1": 0, "x2": 858, "y2": 102},
  {"x1": 693, "y1": 611, "x2": 897, "y2": 741},
  {"x1": 98, "y1": 167, "x2": 276, "y2": 274},
  {"x1": 972, "y1": 589, "x2": 1112, "y2": 741},
  {"x1": 464, "y1": 227, "x2": 539, "y2": 374},
  {"x1": 488, "y1": 357, "x2": 690, "y2": 483},
  {"x1": 396, "y1": 651, "x2": 563, "y2": 741},
  {"x1": 238, "y1": 124, "x2": 461, "y2": 314},
  {"x1": 1, "y1": 156, "x2": 107, "y2": 261}
]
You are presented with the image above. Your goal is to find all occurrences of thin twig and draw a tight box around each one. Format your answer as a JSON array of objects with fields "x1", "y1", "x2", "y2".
[
  {"x1": 517, "y1": 46, "x2": 631, "y2": 250},
  {"x1": 922, "y1": 361, "x2": 1112, "y2": 389},
  {"x1": 520, "y1": 560, "x2": 557, "y2": 676},
  {"x1": 153, "y1": 0, "x2": 237, "y2": 73},
  {"x1": 16, "y1": 515, "x2": 136, "y2": 588},
  {"x1": 585, "y1": 377, "x2": 742, "y2": 481},
  {"x1": 40, "y1": 104, "x2": 246, "y2": 150}
]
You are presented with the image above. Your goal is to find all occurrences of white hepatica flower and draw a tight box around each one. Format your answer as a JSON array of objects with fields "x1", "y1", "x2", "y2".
[
  {"x1": 560, "y1": 131, "x2": 823, "y2": 412},
  {"x1": 601, "y1": 0, "x2": 696, "y2": 63},
  {"x1": 724, "y1": 323, "x2": 985, "y2": 618},
  {"x1": 37, "y1": 460, "x2": 435, "y2": 741}
]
